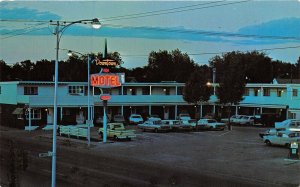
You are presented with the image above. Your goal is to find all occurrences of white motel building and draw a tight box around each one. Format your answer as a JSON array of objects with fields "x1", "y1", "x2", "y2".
[{"x1": 0, "y1": 79, "x2": 299, "y2": 129}]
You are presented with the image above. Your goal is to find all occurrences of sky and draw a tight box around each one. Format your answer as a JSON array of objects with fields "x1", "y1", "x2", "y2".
[{"x1": 1, "y1": 0, "x2": 300, "y2": 69}]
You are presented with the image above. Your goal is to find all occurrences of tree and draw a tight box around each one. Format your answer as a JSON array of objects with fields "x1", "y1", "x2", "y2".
[
  {"x1": 0, "y1": 60, "x2": 12, "y2": 81},
  {"x1": 146, "y1": 49, "x2": 196, "y2": 82},
  {"x1": 210, "y1": 52, "x2": 246, "y2": 130},
  {"x1": 183, "y1": 65, "x2": 212, "y2": 120}
]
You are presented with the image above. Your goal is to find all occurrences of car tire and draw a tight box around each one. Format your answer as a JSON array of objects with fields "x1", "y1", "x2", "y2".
[
  {"x1": 154, "y1": 128, "x2": 158, "y2": 133},
  {"x1": 113, "y1": 135, "x2": 118, "y2": 140},
  {"x1": 285, "y1": 143, "x2": 290, "y2": 148},
  {"x1": 99, "y1": 132, "x2": 103, "y2": 139},
  {"x1": 143, "y1": 128, "x2": 146, "y2": 132},
  {"x1": 265, "y1": 140, "x2": 271, "y2": 146}
]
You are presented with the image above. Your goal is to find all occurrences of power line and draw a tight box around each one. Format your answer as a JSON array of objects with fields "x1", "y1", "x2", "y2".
[
  {"x1": 101, "y1": 1, "x2": 225, "y2": 21},
  {"x1": 105, "y1": 23, "x2": 300, "y2": 41},
  {"x1": 1, "y1": 25, "x2": 50, "y2": 39},
  {"x1": 102, "y1": 0, "x2": 250, "y2": 22},
  {"x1": 120, "y1": 45, "x2": 300, "y2": 57},
  {"x1": 1, "y1": 22, "x2": 47, "y2": 36}
]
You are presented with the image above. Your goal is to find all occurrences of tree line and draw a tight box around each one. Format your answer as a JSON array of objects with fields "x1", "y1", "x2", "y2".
[{"x1": 1, "y1": 49, "x2": 299, "y2": 83}]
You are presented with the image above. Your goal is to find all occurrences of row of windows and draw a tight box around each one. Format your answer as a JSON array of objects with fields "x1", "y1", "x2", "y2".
[
  {"x1": 244, "y1": 88, "x2": 298, "y2": 97},
  {"x1": 21, "y1": 86, "x2": 299, "y2": 97},
  {"x1": 17, "y1": 108, "x2": 41, "y2": 120}
]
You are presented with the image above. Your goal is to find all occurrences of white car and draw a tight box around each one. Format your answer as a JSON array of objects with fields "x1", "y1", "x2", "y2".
[
  {"x1": 138, "y1": 118, "x2": 171, "y2": 132},
  {"x1": 263, "y1": 132, "x2": 300, "y2": 147},
  {"x1": 198, "y1": 119, "x2": 226, "y2": 130},
  {"x1": 162, "y1": 120, "x2": 192, "y2": 131},
  {"x1": 128, "y1": 114, "x2": 144, "y2": 125},
  {"x1": 239, "y1": 116, "x2": 255, "y2": 125},
  {"x1": 177, "y1": 113, "x2": 191, "y2": 121}
]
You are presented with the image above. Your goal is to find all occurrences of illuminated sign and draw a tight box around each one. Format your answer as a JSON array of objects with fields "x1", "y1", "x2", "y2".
[
  {"x1": 95, "y1": 58, "x2": 117, "y2": 66},
  {"x1": 90, "y1": 73, "x2": 124, "y2": 88},
  {"x1": 100, "y1": 94, "x2": 111, "y2": 101}
]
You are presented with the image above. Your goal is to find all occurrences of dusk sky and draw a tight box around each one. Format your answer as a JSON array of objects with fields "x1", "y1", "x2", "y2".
[{"x1": 1, "y1": 0, "x2": 300, "y2": 68}]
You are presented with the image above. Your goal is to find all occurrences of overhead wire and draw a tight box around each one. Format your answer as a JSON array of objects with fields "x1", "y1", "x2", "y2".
[{"x1": 102, "y1": 0, "x2": 250, "y2": 22}]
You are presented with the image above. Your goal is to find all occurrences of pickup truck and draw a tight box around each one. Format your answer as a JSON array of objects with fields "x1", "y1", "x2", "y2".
[{"x1": 98, "y1": 123, "x2": 136, "y2": 140}]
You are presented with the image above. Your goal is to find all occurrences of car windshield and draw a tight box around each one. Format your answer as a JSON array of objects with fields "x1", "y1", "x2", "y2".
[
  {"x1": 153, "y1": 121, "x2": 162, "y2": 125},
  {"x1": 132, "y1": 115, "x2": 141, "y2": 118}
]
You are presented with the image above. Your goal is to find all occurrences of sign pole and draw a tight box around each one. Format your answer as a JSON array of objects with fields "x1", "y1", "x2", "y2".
[{"x1": 103, "y1": 100, "x2": 107, "y2": 143}]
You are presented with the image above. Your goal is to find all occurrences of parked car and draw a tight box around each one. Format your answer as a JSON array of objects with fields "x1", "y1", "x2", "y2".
[
  {"x1": 95, "y1": 115, "x2": 111, "y2": 125},
  {"x1": 162, "y1": 119, "x2": 192, "y2": 131},
  {"x1": 177, "y1": 113, "x2": 191, "y2": 121},
  {"x1": 98, "y1": 123, "x2": 136, "y2": 140},
  {"x1": 239, "y1": 116, "x2": 255, "y2": 125},
  {"x1": 259, "y1": 128, "x2": 286, "y2": 138},
  {"x1": 147, "y1": 114, "x2": 161, "y2": 120},
  {"x1": 113, "y1": 114, "x2": 126, "y2": 124},
  {"x1": 263, "y1": 132, "x2": 300, "y2": 147},
  {"x1": 128, "y1": 114, "x2": 144, "y2": 124},
  {"x1": 198, "y1": 119, "x2": 226, "y2": 130},
  {"x1": 138, "y1": 118, "x2": 171, "y2": 132},
  {"x1": 221, "y1": 115, "x2": 246, "y2": 124}
]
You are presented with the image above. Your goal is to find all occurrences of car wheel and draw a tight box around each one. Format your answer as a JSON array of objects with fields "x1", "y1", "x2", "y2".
[
  {"x1": 113, "y1": 135, "x2": 118, "y2": 140},
  {"x1": 265, "y1": 140, "x2": 271, "y2": 146},
  {"x1": 143, "y1": 128, "x2": 146, "y2": 132},
  {"x1": 99, "y1": 132, "x2": 103, "y2": 139},
  {"x1": 154, "y1": 128, "x2": 158, "y2": 133}
]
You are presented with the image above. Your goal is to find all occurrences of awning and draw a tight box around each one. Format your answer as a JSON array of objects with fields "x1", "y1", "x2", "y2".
[{"x1": 12, "y1": 108, "x2": 23, "y2": 115}]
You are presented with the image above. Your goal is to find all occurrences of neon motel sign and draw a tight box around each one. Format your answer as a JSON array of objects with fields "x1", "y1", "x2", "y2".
[{"x1": 90, "y1": 73, "x2": 124, "y2": 88}]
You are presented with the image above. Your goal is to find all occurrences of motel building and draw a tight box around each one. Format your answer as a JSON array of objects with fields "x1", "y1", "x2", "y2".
[{"x1": 0, "y1": 78, "x2": 299, "y2": 129}]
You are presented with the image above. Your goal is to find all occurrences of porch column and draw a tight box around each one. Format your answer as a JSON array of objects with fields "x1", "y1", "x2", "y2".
[
  {"x1": 28, "y1": 108, "x2": 31, "y2": 131},
  {"x1": 149, "y1": 105, "x2": 152, "y2": 115},
  {"x1": 175, "y1": 105, "x2": 178, "y2": 119},
  {"x1": 121, "y1": 105, "x2": 124, "y2": 115},
  {"x1": 235, "y1": 106, "x2": 238, "y2": 115},
  {"x1": 200, "y1": 104, "x2": 203, "y2": 118},
  {"x1": 60, "y1": 107, "x2": 63, "y2": 121},
  {"x1": 213, "y1": 104, "x2": 216, "y2": 114}
]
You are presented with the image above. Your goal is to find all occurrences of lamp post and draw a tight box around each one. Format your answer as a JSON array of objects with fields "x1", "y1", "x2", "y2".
[
  {"x1": 67, "y1": 50, "x2": 95, "y2": 147},
  {"x1": 51, "y1": 18, "x2": 101, "y2": 187}
]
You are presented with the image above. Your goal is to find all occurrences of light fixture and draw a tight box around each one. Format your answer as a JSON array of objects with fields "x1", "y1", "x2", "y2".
[
  {"x1": 67, "y1": 50, "x2": 73, "y2": 56},
  {"x1": 91, "y1": 18, "x2": 101, "y2": 29}
]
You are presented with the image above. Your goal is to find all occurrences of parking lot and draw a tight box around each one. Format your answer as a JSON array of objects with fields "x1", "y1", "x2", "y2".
[
  {"x1": 87, "y1": 125, "x2": 300, "y2": 186},
  {"x1": 1, "y1": 125, "x2": 300, "y2": 187}
]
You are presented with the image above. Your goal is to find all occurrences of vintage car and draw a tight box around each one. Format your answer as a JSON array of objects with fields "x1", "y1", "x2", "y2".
[
  {"x1": 128, "y1": 114, "x2": 144, "y2": 125},
  {"x1": 161, "y1": 119, "x2": 192, "y2": 131},
  {"x1": 197, "y1": 119, "x2": 226, "y2": 130},
  {"x1": 98, "y1": 123, "x2": 136, "y2": 140},
  {"x1": 113, "y1": 114, "x2": 126, "y2": 124},
  {"x1": 259, "y1": 128, "x2": 286, "y2": 138},
  {"x1": 239, "y1": 116, "x2": 255, "y2": 125},
  {"x1": 263, "y1": 132, "x2": 300, "y2": 147},
  {"x1": 138, "y1": 118, "x2": 171, "y2": 132}
]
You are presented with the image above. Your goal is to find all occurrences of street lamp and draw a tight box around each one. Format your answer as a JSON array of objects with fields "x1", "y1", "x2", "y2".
[
  {"x1": 67, "y1": 50, "x2": 95, "y2": 147},
  {"x1": 51, "y1": 18, "x2": 101, "y2": 187}
]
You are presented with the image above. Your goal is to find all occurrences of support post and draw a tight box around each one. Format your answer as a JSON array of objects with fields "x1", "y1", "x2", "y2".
[{"x1": 103, "y1": 100, "x2": 107, "y2": 143}]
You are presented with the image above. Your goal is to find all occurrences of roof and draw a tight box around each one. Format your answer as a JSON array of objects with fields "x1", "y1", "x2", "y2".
[{"x1": 273, "y1": 78, "x2": 300, "y2": 84}]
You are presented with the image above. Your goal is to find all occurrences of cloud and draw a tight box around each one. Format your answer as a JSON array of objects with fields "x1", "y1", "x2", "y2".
[
  {"x1": 0, "y1": 7, "x2": 61, "y2": 20},
  {"x1": 1, "y1": 7, "x2": 299, "y2": 46},
  {"x1": 236, "y1": 17, "x2": 300, "y2": 45}
]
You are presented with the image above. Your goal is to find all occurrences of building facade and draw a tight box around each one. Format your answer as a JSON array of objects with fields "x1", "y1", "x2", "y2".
[{"x1": 0, "y1": 80, "x2": 299, "y2": 128}]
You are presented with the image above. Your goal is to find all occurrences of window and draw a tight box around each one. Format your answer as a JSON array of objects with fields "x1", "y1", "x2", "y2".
[
  {"x1": 244, "y1": 88, "x2": 249, "y2": 96},
  {"x1": 177, "y1": 87, "x2": 183, "y2": 95},
  {"x1": 142, "y1": 87, "x2": 150, "y2": 95},
  {"x1": 26, "y1": 109, "x2": 41, "y2": 120},
  {"x1": 263, "y1": 88, "x2": 270, "y2": 96},
  {"x1": 254, "y1": 88, "x2": 260, "y2": 96},
  {"x1": 277, "y1": 89, "x2": 284, "y2": 97},
  {"x1": 163, "y1": 88, "x2": 170, "y2": 95},
  {"x1": 292, "y1": 89, "x2": 298, "y2": 97},
  {"x1": 68, "y1": 86, "x2": 84, "y2": 95},
  {"x1": 24, "y1": 86, "x2": 38, "y2": 95}
]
